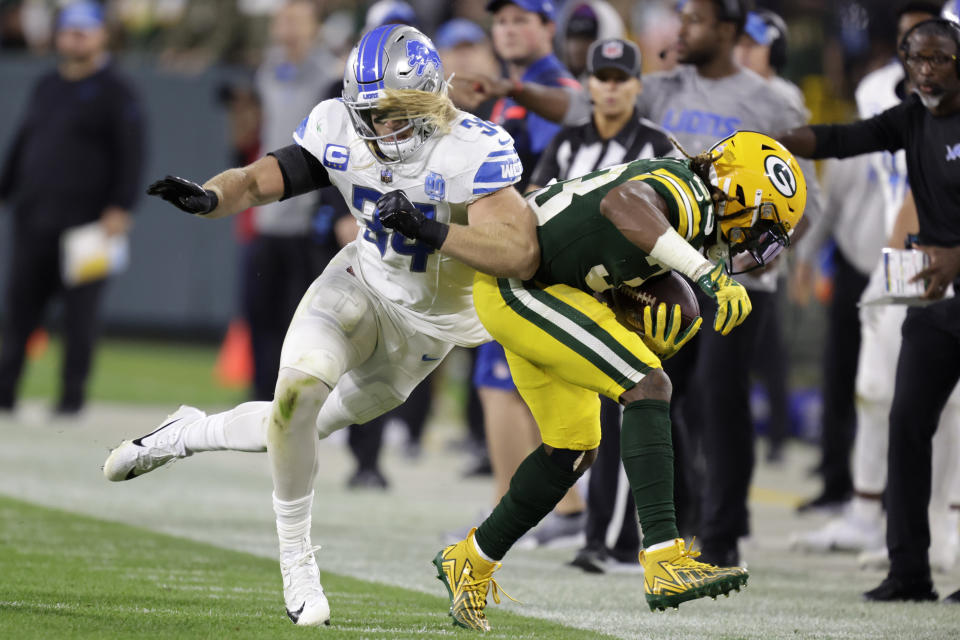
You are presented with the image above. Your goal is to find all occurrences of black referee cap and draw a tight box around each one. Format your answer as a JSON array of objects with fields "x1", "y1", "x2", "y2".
[{"x1": 587, "y1": 38, "x2": 642, "y2": 77}]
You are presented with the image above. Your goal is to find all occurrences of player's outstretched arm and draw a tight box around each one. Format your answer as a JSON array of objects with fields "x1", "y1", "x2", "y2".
[
  {"x1": 377, "y1": 186, "x2": 539, "y2": 279},
  {"x1": 453, "y1": 73, "x2": 570, "y2": 124},
  {"x1": 146, "y1": 155, "x2": 285, "y2": 220}
]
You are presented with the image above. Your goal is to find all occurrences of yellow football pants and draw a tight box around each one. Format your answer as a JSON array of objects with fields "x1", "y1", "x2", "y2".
[{"x1": 473, "y1": 272, "x2": 661, "y2": 451}]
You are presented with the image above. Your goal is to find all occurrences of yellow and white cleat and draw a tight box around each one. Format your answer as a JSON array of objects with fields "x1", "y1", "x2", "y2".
[
  {"x1": 432, "y1": 528, "x2": 515, "y2": 631},
  {"x1": 640, "y1": 538, "x2": 748, "y2": 611}
]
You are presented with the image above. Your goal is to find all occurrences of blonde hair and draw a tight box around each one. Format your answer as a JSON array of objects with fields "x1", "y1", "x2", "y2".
[{"x1": 375, "y1": 88, "x2": 458, "y2": 135}]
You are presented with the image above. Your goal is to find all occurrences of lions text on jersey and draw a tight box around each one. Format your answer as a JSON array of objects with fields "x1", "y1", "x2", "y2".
[{"x1": 293, "y1": 99, "x2": 522, "y2": 347}]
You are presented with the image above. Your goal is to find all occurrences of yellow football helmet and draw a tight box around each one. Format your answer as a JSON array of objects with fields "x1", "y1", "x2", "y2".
[{"x1": 708, "y1": 130, "x2": 807, "y2": 274}]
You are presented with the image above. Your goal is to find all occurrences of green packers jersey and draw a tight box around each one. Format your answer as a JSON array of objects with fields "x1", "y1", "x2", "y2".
[{"x1": 529, "y1": 157, "x2": 714, "y2": 292}]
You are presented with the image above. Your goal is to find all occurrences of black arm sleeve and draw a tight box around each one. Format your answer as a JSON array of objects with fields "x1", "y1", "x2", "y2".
[
  {"x1": 529, "y1": 130, "x2": 565, "y2": 187},
  {"x1": 268, "y1": 144, "x2": 331, "y2": 201},
  {"x1": 810, "y1": 101, "x2": 909, "y2": 159}
]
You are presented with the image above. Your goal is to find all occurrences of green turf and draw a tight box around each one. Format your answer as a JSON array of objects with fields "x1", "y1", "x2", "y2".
[
  {"x1": 0, "y1": 495, "x2": 615, "y2": 639},
  {"x1": 17, "y1": 337, "x2": 245, "y2": 407}
]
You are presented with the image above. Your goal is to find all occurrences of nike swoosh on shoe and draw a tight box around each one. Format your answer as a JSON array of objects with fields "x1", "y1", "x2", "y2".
[{"x1": 132, "y1": 418, "x2": 179, "y2": 447}]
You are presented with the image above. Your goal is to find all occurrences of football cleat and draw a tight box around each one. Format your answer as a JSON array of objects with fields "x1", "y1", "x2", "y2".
[
  {"x1": 280, "y1": 541, "x2": 330, "y2": 626},
  {"x1": 102, "y1": 405, "x2": 203, "y2": 481},
  {"x1": 640, "y1": 538, "x2": 748, "y2": 611},
  {"x1": 432, "y1": 528, "x2": 515, "y2": 631}
]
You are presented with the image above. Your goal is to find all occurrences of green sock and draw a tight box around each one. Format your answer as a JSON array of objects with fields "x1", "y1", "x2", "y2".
[
  {"x1": 620, "y1": 399, "x2": 679, "y2": 547},
  {"x1": 474, "y1": 445, "x2": 581, "y2": 560}
]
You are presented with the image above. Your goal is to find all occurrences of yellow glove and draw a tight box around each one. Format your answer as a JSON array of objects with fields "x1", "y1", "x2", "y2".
[
  {"x1": 696, "y1": 262, "x2": 752, "y2": 336},
  {"x1": 641, "y1": 302, "x2": 702, "y2": 360}
]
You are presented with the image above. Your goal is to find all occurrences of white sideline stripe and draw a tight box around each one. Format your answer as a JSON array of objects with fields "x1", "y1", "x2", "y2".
[{"x1": 507, "y1": 280, "x2": 645, "y2": 383}]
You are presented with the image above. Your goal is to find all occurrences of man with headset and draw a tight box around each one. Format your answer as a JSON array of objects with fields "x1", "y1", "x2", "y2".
[{"x1": 780, "y1": 13, "x2": 960, "y2": 603}]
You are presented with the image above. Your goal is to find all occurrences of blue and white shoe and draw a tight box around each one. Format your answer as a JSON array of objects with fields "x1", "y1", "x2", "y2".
[{"x1": 102, "y1": 405, "x2": 203, "y2": 481}]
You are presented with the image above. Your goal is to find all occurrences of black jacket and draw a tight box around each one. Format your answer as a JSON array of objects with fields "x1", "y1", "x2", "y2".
[{"x1": 0, "y1": 61, "x2": 145, "y2": 234}]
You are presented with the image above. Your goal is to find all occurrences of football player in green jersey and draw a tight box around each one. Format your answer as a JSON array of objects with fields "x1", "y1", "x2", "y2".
[{"x1": 378, "y1": 130, "x2": 806, "y2": 629}]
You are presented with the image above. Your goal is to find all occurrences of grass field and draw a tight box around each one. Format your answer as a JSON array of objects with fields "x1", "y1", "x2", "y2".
[
  {"x1": 0, "y1": 495, "x2": 612, "y2": 639},
  {"x1": 16, "y1": 336, "x2": 246, "y2": 408},
  {"x1": 1, "y1": 402, "x2": 959, "y2": 639}
]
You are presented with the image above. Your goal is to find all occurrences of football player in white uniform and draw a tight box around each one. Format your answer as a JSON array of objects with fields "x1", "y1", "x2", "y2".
[{"x1": 103, "y1": 25, "x2": 537, "y2": 626}]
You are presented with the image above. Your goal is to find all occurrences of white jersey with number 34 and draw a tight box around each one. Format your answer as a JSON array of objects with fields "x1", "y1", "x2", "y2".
[{"x1": 293, "y1": 99, "x2": 521, "y2": 347}]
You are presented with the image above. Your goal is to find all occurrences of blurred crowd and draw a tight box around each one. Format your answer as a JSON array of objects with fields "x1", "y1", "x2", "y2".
[{"x1": 0, "y1": 0, "x2": 918, "y2": 101}]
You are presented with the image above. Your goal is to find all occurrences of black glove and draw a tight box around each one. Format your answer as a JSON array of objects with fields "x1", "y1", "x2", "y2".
[
  {"x1": 376, "y1": 189, "x2": 449, "y2": 250},
  {"x1": 146, "y1": 175, "x2": 219, "y2": 215}
]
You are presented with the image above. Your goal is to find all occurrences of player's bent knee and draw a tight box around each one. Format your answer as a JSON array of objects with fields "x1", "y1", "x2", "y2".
[
  {"x1": 619, "y1": 368, "x2": 671, "y2": 404},
  {"x1": 272, "y1": 367, "x2": 331, "y2": 433},
  {"x1": 544, "y1": 445, "x2": 598, "y2": 475}
]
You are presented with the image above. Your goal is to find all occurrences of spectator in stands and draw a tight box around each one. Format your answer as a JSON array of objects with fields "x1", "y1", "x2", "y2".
[
  {"x1": 438, "y1": 18, "x2": 500, "y2": 117},
  {"x1": 526, "y1": 37, "x2": 674, "y2": 572},
  {"x1": 362, "y1": 0, "x2": 418, "y2": 32},
  {"x1": 158, "y1": 0, "x2": 272, "y2": 72},
  {"x1": 0, "y1": 1, "x2": 145, "y2": 417},
  {"x1": 553, "y1": 1, "x2": 624, "y2": 81}
]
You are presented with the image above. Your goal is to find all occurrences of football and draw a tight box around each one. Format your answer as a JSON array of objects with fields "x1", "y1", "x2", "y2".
[{"x1": 608, "y1": 271, "x2": 700, "y2": 335}]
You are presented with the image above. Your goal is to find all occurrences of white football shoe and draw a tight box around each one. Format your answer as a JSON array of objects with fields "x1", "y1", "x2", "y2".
[
  {"x1": 930, "y1": 508, "x2": 959, "y2": 573},
  {"x1": 102, "y1": 405, "x2": 204, "y2": 481},
  {"x1": 857, "y1": 546, "x2": 889, "y2": 571},
  {"x1": 789, "y1": 513, "x2": 883, "y2": 553},
  {"x1": 280, "y1": 541, "x2": 330, "y2": 626},
  {"x1": 857, "y1": 511, "x2": 959, "y2": 573}
]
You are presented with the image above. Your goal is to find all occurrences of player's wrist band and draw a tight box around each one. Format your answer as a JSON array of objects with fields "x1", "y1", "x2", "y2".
[
  {"x1": 649, "y1": 228, "x2": 714, "y2": 282},
  {"x1": 417, "y1": 218, "x2": 449, "y2": 250}
]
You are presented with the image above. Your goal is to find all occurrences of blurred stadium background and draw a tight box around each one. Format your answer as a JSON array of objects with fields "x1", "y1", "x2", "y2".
[{"x1": 1, "y1": 1, "x2": 957, "y2": 638}]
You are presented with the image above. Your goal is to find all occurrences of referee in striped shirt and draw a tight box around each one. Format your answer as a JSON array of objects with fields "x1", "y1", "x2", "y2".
[
  {"x1": 526, "y1": 38, "x2": 675, "y2": 573},
  {"x1": 527, "y1": 38, "x2": 674, "y2": 191}
]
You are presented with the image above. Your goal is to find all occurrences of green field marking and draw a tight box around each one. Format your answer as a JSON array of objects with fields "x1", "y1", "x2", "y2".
[{"x1": 0, "y1": 495, "x2": 616, "y2": 639}]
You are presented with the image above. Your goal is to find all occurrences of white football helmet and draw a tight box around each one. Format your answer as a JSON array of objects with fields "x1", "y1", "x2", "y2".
[{"x1": 342, "y1": 25, "x2": 446, "y2": 163}]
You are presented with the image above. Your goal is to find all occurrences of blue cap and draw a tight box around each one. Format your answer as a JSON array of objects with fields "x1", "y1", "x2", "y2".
[
  {"x1": 434, "y1": 19, "x2": 486, "y2": 49},
  {"x1": 364, "y1": 0, "x2": 417, "y2": 31},
  {"x1": 485, "y1": 0, "x2": 557, "y2": 22},
  {"x1": 57, "y1": 1, "x2": 105, "y2": 31},
  {"x1": 744, "y1": 11, "x2": 776, "y2": 46}
]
